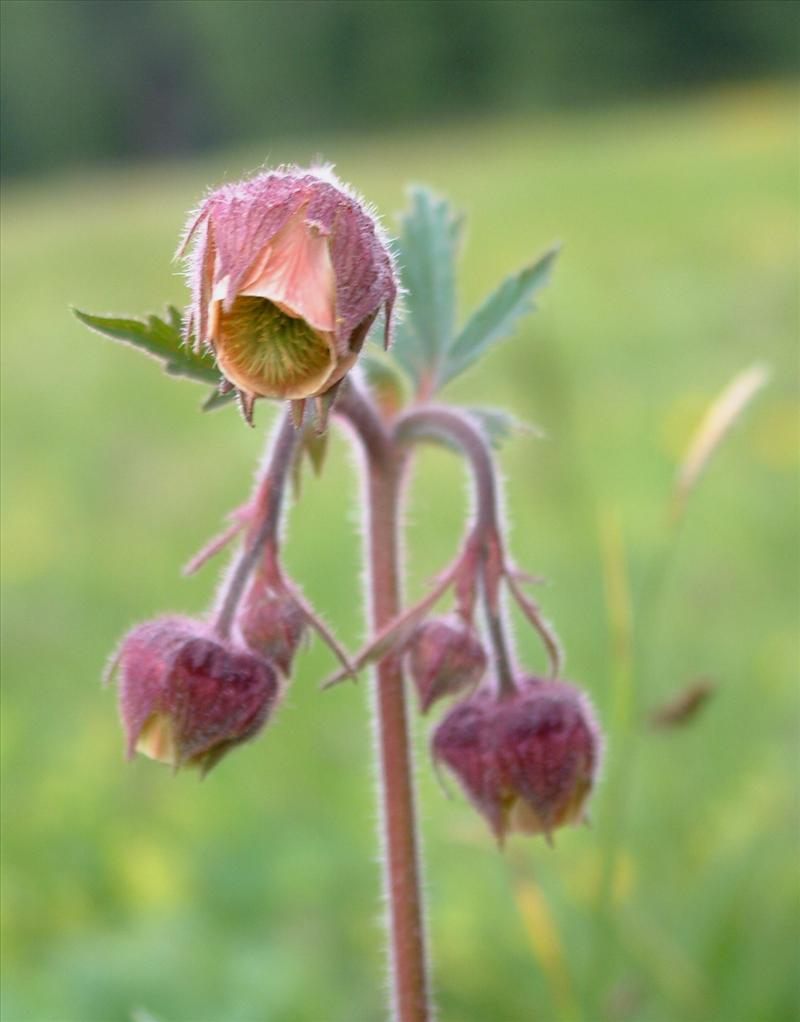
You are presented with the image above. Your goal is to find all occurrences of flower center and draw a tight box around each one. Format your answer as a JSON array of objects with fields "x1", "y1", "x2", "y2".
[{"x1": 217, "y1": 296, "x2": 335, "y2": 399}]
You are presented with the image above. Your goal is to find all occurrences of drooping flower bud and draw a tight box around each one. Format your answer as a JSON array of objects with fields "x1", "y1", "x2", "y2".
[
  {"x1": 432, "y1": 677, "x2": 602, "y2": 843},
  {"x1": 407, "y1": 616, "x2": 487, "y2": 713},
  {"x1": 113, "y1": 616, "x2": 279, "y2": 774},
  {"x1": 237, "y1": 577, "x2": 306, "y2": 676},
  {"x1": 180, "y1": 165, "x2": 398, "y2": 404}
]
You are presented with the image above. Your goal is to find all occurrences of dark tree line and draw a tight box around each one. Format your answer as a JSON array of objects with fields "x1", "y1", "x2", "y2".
[{"x1": 1, "y1": 0, "x2": 796, "y2": 177}]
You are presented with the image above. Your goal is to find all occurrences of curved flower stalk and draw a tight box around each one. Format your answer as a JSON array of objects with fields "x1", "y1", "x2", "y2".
[
  {"x1": 78, "y1": 174, "x2": 601, "y2": 1022},
  {"x1": 325, "y1": 403, "x2": 563, "y2": 693},
  {"x1": 207, "y1": 410, "x2": 354, "y2": 678},
  {"x1": 321, "y1": 394, "x2": 599, "y2": 854}
]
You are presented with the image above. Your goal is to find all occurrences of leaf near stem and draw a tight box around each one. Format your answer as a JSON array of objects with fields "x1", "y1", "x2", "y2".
[
  {"x1": 73, "y1": 306, "x2": 235, "y2": 410},
  {"x1": 391, "y1": 186, "x2": 463, "y2": 391},
  {"x1": 438, "y1": 245, "x2": 559, "y2": 388}
]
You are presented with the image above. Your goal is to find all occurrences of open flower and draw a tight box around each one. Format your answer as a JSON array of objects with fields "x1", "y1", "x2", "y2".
[
  {"x1": 112, "y1": 616, "x2": 279, "y2": 774},
  {"x1": 179, "y1": 165, "x2": 398, "y2": 403},
  {"x1": 432, "y1": 677, "x2": 602, "y2": 843}
]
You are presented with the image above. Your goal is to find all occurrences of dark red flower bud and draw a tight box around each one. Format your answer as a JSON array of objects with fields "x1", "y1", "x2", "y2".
[
  {"x1": 432, "y1": 677, "x2": 602, "y2": 843},
  {"x1": 114, "y1": 616, "x2": 279, "y2": 774},
  {"x1": 237, "y1": 580, "x2": 306, "y2": 676},
  {"x1": 407, "y1": 616, "x2": 487, "y2": 713}
]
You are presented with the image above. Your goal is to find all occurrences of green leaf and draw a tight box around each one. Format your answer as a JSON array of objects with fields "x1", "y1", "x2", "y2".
[
  {"x1": 303, "y1": 428, "x2": 329, "y2": 476},
  {"x1": 201, "y1": 387, "x2": 237, "y2": 411},
  {"x1": 166, "y1": 304, "x2": 184, "y2": 334},
  {"x1": 73, "y1": 307, "x2": 235, "y2": 410},
  {"x1": 466, "y1": 406, "x2": 542, "y2": 449},
  {"x1": 438, "y1": 246, "x2": 559, "y2": 388},
  {"x1": 391, "y1": 186, "x2": 464, "y2": 389}
]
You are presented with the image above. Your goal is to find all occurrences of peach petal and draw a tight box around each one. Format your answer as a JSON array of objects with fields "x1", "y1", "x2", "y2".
[{"x1": 239, "y1": 213, "x2": 336, "y2": 333}]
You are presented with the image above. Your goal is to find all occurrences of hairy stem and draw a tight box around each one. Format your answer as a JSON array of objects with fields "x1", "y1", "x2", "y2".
[
  {"x1": 337, "y1": 382, "x2": 431, "y2": 1022},
  {"x1": 213, "y1": 409, "x2": 298, "y2": 638},
  {"x1": 483, "y1": 589, "x2": 518, "y2": 697},
  {"x1": 395, "y1": 405, "x2": 499, "y2": 532},
  {"x1": 395, "y1": 405, "x2": 518, "y2": 693}
]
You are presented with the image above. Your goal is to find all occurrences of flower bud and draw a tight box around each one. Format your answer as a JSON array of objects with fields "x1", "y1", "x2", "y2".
[
  {"x1": 407, "y1": 616, "x2": 487, "y2": 713},
  {"x1": 237, "y1": 580, "x2": 306, "y2": 676},
  {"x1": 432, "y1": 677, "x2": 602, "y2": 843},
  {"x1": 180, "y1": 165, "x2": 398, "y2": 402},
  {"x1": 114, "y1": 616, "x2": 279, "y2": 774}
]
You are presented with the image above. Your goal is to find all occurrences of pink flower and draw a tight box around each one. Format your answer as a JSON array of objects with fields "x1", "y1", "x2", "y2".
[
  {"x1": 432, "y1": 677, "x2": 603, "y2": 843},
  {"x1": 113, "y1": 616, "x2": 279, "y2": 774},
  {"x1": 180, "y1": 166, "x2": 398, "y2": 402}
]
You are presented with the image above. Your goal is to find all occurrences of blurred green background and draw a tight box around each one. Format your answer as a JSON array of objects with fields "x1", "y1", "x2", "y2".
[{"x1": 1, "y1": 2, "x2": 798, "y2": 1021}]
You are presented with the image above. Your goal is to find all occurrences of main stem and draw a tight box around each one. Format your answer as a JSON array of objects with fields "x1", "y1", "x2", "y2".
[{"x1": 338, "y1": 385, "x2": 431, "y2": 1022}]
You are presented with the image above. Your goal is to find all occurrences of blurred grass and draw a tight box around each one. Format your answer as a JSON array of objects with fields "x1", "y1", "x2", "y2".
[{"x1": 1, "y1": 84, "x2": 798, "y2": 1022}]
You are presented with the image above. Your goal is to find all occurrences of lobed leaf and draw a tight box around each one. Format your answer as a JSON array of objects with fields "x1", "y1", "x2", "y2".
[
  {"x1": 391, "y1": 187, "x2": 464, "y2": 389},
  {"x1": 439, "y1": 246, "x2": 559, "y2": 388},
  {"x1": 73, "y1": 307, "x2": 235, "y2": 410}
]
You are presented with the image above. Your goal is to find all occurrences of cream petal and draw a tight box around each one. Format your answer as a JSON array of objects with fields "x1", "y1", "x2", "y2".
[
  {"x1": 207, "y1": 298, "x2": 221, "y2": 344},
  {"x1": 239, "y1": 214, "x2": 336, "y2": 333},
  {"x1": 508, "y1": 798, "x2": 546, "y2": 836},
  {"x1": 136, "y1": 713, "x2": 177, "y2": 765},
  {"x1": 212, "y1": 271, "x2": 232, "y2": 303}
]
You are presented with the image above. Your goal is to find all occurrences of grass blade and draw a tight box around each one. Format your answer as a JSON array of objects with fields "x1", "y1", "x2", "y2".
[{"x1": 671, "y1": 363, "x2": 770, "y2": 524}]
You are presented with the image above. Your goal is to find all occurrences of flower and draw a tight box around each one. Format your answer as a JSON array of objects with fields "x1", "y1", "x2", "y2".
[
  {"x1": 432, "y1": 676, "x2": 602, "y2": 843},
  {"x1": 113, "y1": 616, "x2": 279, "y2": 774},
  {"x1": 407, "y1": 616, "x2": 487, "y2": 713},
  {"x1": 179, "y1": 165, "x2": 398, "y2": 403}
]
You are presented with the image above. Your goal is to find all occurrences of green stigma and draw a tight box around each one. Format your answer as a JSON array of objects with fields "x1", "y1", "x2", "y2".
[{"x1": 219, "y1": 296, "x2": 334, "y2": 398}]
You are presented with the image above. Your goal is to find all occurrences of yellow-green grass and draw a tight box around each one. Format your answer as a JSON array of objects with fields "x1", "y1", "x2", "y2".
[{"x1": 2, "y1": 84, "x2": 797, "y2": 1021}]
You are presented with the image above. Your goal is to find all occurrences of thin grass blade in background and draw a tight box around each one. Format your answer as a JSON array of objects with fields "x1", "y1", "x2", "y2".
[
  {"x1": 508, "y1": 854, "x2": 582, "y2": 1022},
  {"x1": 671, "y1": 363, "x2": 770, "y2": 524},
  {"x1": 588, "y1": 510, "x2": 637, "y2": 1009},
  {"x1": 599, "y1": 510, "x2": 635, "y2": 733}
]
